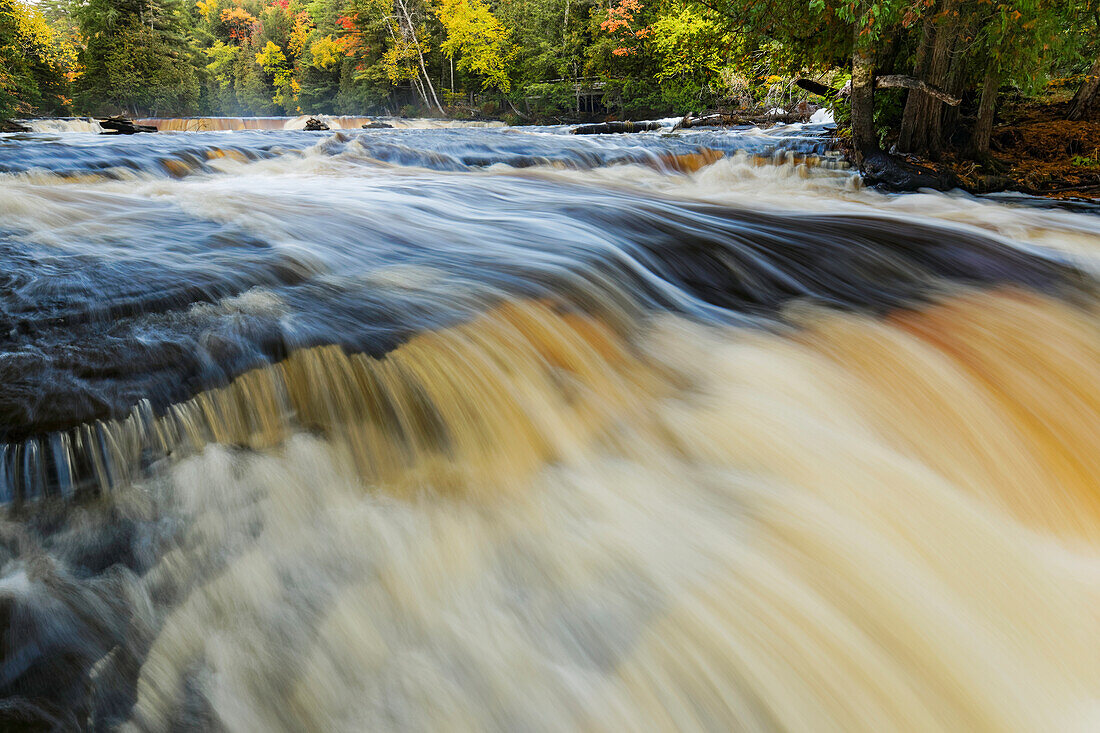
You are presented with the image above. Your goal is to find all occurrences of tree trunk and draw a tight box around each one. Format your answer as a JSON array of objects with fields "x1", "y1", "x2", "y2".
[
  {"x1": 850, "y1": 42, "x2": 878, "y2": 166},
  {"x1": 411, "y1": 74, "x2": 429, "y2": 109},
  {"x1": 939, "y1": 17, "x2": 972, "y2": 140},
  {"x1": 898, "y1": 12, "x2": 934, "y2": 151},
  {"x1": 898, "y1": 1, "x2": 957, "y2": 156},
  {"x1": 383, "y1": 15, "x2": 432, "y2": 110},
  {"x1": 850, "y1": 36, "x2": 954, "y2": 192},
  {"x1": 1068, "y1": 54, "x2": 1100, "y2": 121},
  {"x1": 395, "y1": 0, "x2": 444, "y2": 113},
  {"x1": 971, "y1": 65, "x2": 1000, "y2": 155},
  {"x1": 419, "y1": 65, "x2": 443, "y2": 112},
  {"x1": 874, "y1": 76, "x2": 959, "y2": 104}
]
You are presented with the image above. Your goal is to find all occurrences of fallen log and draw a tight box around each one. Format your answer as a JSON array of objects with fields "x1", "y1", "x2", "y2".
[
  {"x1": 795, "y1": 79, "x2": 837, "y2": 98},
  {"x1": 98, "y1": 116, "x2": 157, "y2": 134},
  {"x1": 677, "y1": 113, "x2": 728, "y2": 128},
  {"x1": 304, "y1": 117, "x2": 330, "y2": 131},
  {"x1": 675, "y1": 110, "x2": 810, "y2": 129},
  {"x1": 572, "y1": 120, "x2": 664, "y2": 134},
  {"x1": 874, "y1": 75, "x2": 961, "y2": 106},
  {"x1": 796, "y1": 76, "x2": 960, "y2": 106}
]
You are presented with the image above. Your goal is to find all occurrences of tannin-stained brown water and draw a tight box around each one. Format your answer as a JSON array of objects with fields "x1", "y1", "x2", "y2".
[{"x1": 1, "y1": 120, "x2": 1099, "y2": 731}]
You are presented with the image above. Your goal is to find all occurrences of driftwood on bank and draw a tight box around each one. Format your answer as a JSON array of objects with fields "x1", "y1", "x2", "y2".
[
  {"x1": 572, "y1": 120, "x2": 664, "y2": 134},
  {"x1": 796, "y1": 76, "x2": 960, "y2": 106},
  {"x1": 98, "y1": 116, "x2": 157, "y2": 134}
]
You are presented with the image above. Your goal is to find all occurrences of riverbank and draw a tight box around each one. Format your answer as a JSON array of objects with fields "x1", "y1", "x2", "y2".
[
  {"x1": 7, "y1": 106, "x2": 1097, "y2": 207},
  {"x1": 854, "y1": 100, "x2": 1100, "y2": 201},
  {"x1": 944, "y1": 102, "x2": 1100, "y2": 200},
  {"x1": 541, "y1": 101, "x2": 1100, "y2": 204}
]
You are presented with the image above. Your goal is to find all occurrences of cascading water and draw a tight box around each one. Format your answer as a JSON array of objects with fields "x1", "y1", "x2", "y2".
[
  {"x1": 133, "y1": 115, "x2": 509, "y2": 132},
  {"x1": 1, "y1": 119, "x2": 1099, "y2": 731},
  {"x1": 19, "y1": 118, "x2": 106, "y2": 134}
]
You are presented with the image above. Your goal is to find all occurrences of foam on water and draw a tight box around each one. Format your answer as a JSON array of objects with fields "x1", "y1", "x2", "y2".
[{"x1": 21, "y1": 117, "x2": 105, "y2": 134}]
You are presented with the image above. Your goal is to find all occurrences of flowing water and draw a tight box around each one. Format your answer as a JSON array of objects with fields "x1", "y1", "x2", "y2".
[
  {"x1": 20, "y1": 116, "x2": 509, "y2": 134},
  {"x1": 2, "y1": 119, "x2": 1100, "y2": 731}
]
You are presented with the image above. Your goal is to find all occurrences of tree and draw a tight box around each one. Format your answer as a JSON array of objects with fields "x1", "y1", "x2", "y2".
[
  {"x1": 74, "y1": 0, "x2": 199, "y2": 114},
  {"x1": 221, "y1": 6, "x2": 258, "y2": 43},
  {"x1": 0, "y1": 0, "x2": 74, "y2": 117},
  {"x1": 434, "y1": 0, "x2": 514, "y2": 91},
  {"x1": 5, "y1": 0, "x2": 1088, "y2": 130},
  {"x1": 256, "y1": 38, "x2": 297, "y2": 108},
  {"x1": 390, "y1": 0, "x2": 443, "y2": 110},
  {"x1": 1065, "y1": 0, "x2": 1100, "y2": 119},
  {"x1": 680, "y1": 0, "x2": 908, "y2": 162},
  {"x1": 234, "y1": 36, "x2": 277, "y2": 112},
  {"x1": 78, "y1": 20, "x2": 199, "y2": 113},
  {"x1": 681, "y1": 0, "x2": 1085, "y2": 170},
  {"x1": 204, "y1": 39, "x2": 240, "y2": 111},
  {"x1": 1069, "y1": 54, "x2": 1100, "y2": 120},
  {"x1": 648, "y1": 2, "x2": 733, "y2": 109}
]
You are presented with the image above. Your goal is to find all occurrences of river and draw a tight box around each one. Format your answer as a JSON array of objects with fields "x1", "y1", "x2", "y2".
[{"x1": 1, "y1": 118, "x2": 1100, "y2": 731}]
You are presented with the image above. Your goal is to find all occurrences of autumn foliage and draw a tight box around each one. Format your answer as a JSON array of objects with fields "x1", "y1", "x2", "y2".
[{"x1": 0, "y1": 0, "x2": 1095, "y2": 132}]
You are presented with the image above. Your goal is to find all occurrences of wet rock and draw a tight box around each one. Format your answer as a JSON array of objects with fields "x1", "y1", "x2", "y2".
[
  {"x1": 98, "y1": 116, "x2": 157, "y2": 135},
  {"x1": 0, "y1": 697, "x2": 67, "y2": 731},
  {"x1": 572, "y1": 121, "x2": 664, "y2": 135},
  {"x1": 304, "y1": 118, "x2": 330, "y2": 131},
  {"x1": 362, "y1": 121, "x2": 394, "y2": 129},
  {"x1": 861, "y1": 151, "x2": 957, "y2": 192}
]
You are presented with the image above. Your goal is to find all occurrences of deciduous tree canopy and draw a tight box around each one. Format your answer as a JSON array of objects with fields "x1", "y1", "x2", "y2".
[{"x1": 1, "y1": 0, "x2": 1096, "y2": 167}]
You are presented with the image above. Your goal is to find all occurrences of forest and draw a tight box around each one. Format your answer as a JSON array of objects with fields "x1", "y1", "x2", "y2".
[{"x1": 1, "y1": 0, "x2": 1099, "y2": 167}]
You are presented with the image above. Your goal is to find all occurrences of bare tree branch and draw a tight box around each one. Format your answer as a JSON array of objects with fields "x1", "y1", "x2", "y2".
[
  {"x1": 875, "y1": 75, "x2": 961, "y2": 106},
  {"x1": 797, "y1": 76, "x2": 961, "y2": 106}
]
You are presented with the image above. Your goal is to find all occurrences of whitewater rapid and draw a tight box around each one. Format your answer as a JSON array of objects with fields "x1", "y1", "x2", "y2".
[{"x1": 0, "y1": 120, "x2": 1099, "y2": 731}]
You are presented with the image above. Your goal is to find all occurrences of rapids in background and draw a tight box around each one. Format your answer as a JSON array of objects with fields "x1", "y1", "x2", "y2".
[
  {"x1": 2, "y1": 119, "x2": 1100, "y2": 731},
  {"x1": 18, "y1": 115, "x2": 509, "y2": 134}
]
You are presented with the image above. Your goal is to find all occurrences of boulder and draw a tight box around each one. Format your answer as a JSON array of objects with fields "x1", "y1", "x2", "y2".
[{"x1": 861, "y1": 151, "x2": 958, "y2": 192}]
